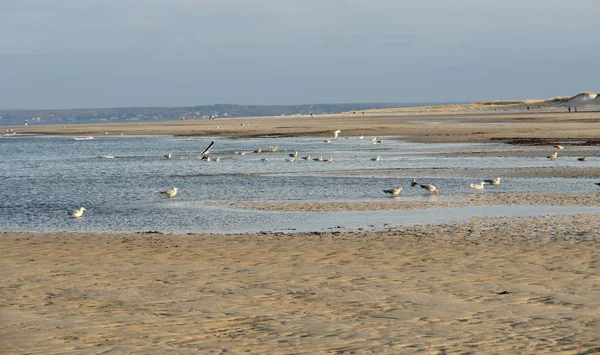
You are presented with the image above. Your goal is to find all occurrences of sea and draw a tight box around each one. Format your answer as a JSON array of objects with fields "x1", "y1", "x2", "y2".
[{"x1": 1, "y1": 134, "x2": 599, "y2": 234}]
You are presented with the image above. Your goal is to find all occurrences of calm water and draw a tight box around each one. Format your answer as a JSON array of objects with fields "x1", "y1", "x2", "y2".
[{"x1": 1, "y1": 135, "x2": 599, "y2": 234}]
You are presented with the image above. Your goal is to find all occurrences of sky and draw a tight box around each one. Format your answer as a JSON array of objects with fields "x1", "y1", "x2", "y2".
[{"x1": 1, "y1": 0, "x2": 599, "y2": 109}]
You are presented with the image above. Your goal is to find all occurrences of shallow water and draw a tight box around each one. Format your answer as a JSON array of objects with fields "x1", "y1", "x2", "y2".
[{"x1": 1, "y1": 135, "x2": 598, "y2": 234}]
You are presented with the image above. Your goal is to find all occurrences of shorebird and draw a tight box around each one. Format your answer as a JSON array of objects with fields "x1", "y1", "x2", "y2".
[
  {"x1": 469, "y1": 182, "x2": 485, "y2": 190},
  {"x1": 484, "y1": 177, "x2": 501, "y2": 185},
  {"x1": 548, "y1": 151, "x2": 558, "y2": 160},
  {"x1": 165, "y1": 153, "x2": 172, "y2": 159},
  {"x1": 411, "y1": 179, "x2": 418, "y2": 187},
  {"x1": 371, "y1": 137, "x2": 378, "y2": 144},
  {"x1": 289, "y1": 151, "x2": 298, "y2": 158},
  {"x1": 326, "y1": 157, "x2": 333, "y2": 162},
  {"x1": 420, "y1": 184, "x2": 439, "y2": 194},
  {"x1": 254, "y1": 148, "x2": 263, "y2": 153},
  {"x1": 554, "y1": 145, "x2": 564, "y2": 150},
  {"x1": 333, "y1": 129, "x2": 341, "y2": 139},
  {"x1": 160, "y1": 187, "x2": 178, "y2": 198},
  {"x1": 71, "y1": 207, "x2": 86, "y2": 218},
  {"x1": 200, "y1": 140, "x2": 215, "y2": 157},
  {"x1": 371, "y1": 156, "x2": 380, "y2": 161},
  {"x1": 313, "y1": 156, "x2": 323, "y2": 161},
  {"x1": 302, "y1": 155, "x2": 311, "y2": 160},
  {"x1": 324, "y1": 139, "x2": 331, "y2": 144},
  {"x1": 286, "y1": 157, "x2": 296, "y2": 162},
  {"x1": 269, "y1": 146, "x2": 279, "y2": 152},
  {"x1": 383, "y1": 187, "x2": 403, "y2": 196},
  {"x1": 358, "y1": 135, "x2": 364, "y2": 139},
  {"x1": 578, "y1": 155, "x2": 587, "y2": 161}
]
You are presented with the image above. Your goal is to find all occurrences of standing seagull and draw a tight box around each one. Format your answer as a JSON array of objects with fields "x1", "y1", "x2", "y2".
[
  {"x1": 484, "y1": 177, "x2": 501, "y2": 185},
  {"x1": 165, "y1": 153, "x2": 172, "y2": 159},
  {"x1": 160, "y1": 187, "x2": 178, "y2": 198},
  {"x1": 383, "y1": 187, "x2": 403, "y2": 196},
  {"x1": 578, "y1": 155, "x2": 587, "y2": 161},
  {"x1": 548, "y1": 151, "x2": 558, "y2": 160},
  {"x1": 554, "y1": 145, "x2": 564, "y2": 150},
  {"x1": 333, "y1": 130, "x2": 341, "y2": 139},
  {"x1": 420, "y1": 184, "x2": 439, "y2": 194},
  {"x1": 371, "y1": 155, "x2": 380, "y2": 162},
  {"x1": 411, "y1": 179, "x2": 418, "y2": 187},
  {"x1": 71, "y1": 207, "x2": 86, "y2": 218}
]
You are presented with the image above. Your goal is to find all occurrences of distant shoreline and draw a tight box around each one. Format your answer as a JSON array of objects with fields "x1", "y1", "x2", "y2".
[{"x1": 4, "y1": 108, "x2": 600, "y2": 144}]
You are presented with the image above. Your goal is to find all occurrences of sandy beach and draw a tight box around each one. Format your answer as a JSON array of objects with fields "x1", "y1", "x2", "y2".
[
  {"x1": 2, "y1": 107, "x2": 600, "y2": 353},
  {"x1": 6, "y1": 108, "x2": 600, "y2": 144}
]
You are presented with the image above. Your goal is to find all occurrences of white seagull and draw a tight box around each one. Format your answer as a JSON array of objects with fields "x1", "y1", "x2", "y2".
[
  {"x1": 554, "y1": 145, "x2": 564, "y2": 150},
  {"x1": 160, "y1": 187, "x2": 178, "y2": 198},
  {"x1": 548, "y1": 151, "x2": 558, "y2": 160},
  {"x1": 383, "y1": 187, "x2": 403, "y2": 196},
  {"x1": 289, "y1": 151, "x2": 298, "y2": 158},
  {"x1": 71, "y1": 207, "x2": 87, "y2": 218},
  {"x1": 420, "y1": 184, "x2": 439, "y2": 194},
  {"x1": 333, "y1": 130, "x2": 341, "y2": 139},
  {"x1": 469, "y1": 182, "x2": 485, "y2": 190},
  {"x1": 371, "y1": 155, "x2": 380, "y2": 161},
  {"x1": 165, "y1": 153, "x2": 172, "y2": 159}
]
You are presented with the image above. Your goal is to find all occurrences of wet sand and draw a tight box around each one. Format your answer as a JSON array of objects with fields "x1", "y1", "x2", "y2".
[{"x1": 2, "y1": 107, "x2": 600, "y2": 353}]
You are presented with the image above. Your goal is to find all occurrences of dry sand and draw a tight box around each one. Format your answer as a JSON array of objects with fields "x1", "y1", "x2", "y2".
[
  {"x1": 3, "y1": 107, "x2": 600, "y2": 353},
  {"x1": 1, "y1": 215, "x2": 599, "y2": 354}
]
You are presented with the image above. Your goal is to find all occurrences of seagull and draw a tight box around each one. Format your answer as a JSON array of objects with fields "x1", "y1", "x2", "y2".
[
  {"x1": 420, "y1": 184, "x2": 439, "y2": 194},
  {"x1": 578, "y1": 155, "x2": 587, "y2": 161},
  {"x1": 326, "y1": 157, "x2": 333, "y2": 162},
  {"x1": 469, "y1": 182, "x2": 485, "y2": 190},
  {"x1": 165, "y1": 153, "x2": 172, "y2": 159},
  {"x1": 302, "y1": 155, "x2": 311, "y2": 160},
  {"x1": 269, "y1": 146, "x2": 279, "y2": 152},
  {"x1": 554, "y1": 145, "x2": 564, "y2": 150},
  {"x1": 314, "y1": 156, "x2": 323, "y2": 161},
  {"x1": 371, "y1": 137, "x2": 378, "y2": 144},
  {"x1": 200, "y1": 140, "x2": 215, "y2": 157},
  {"x1": 286, "y1": 157, "x2": 296, "y2": 162},
  {"x1": 160, "y1": 187, "x2": 178, "y2": 198},
  {"x1": 411, "y1": 179, "x2": 418, "y2": 187},
  {"x1": 333, "y1": 129, "x2": 341, "y2": 139},
  {"x1": 254, "y1": 148, "x2": 263, "y2": 153},
  {"x1": 324, "y1": 139, "x2": 331, "y2": 144},
  {"x1": 383, "y1": 187, "x2": 403, "y2": 196},
  {"x1": 371, "y1": 156, "x2": 380, "y2": 161},
  {"x1": 358, "y1": 135, "x2": 364, "y2": 139},
  {"x1": 484, "y1": 177, "x2": 501, "y2": 185},
  {"x1": 70, "y1": 207, "x2": 86, "y2": 218},
  {"x1": 289, "y1": 151, "x2": 298, "y2": 158},
  {"x1": 261, "y1": 158, "x2": 270, "y2": 162},
  {"x1": 548, "y1": 151, "x2": 558, "y2": 160}
]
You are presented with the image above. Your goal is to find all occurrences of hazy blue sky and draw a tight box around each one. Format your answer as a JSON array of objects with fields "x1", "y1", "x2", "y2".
[{"x1": 1, "y1": 0, "x2": 599, "y2": 109}]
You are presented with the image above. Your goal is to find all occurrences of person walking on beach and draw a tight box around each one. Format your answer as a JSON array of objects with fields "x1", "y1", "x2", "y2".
[{"x1": 568, "y1": 106, "x2": 571, "y2": 113}]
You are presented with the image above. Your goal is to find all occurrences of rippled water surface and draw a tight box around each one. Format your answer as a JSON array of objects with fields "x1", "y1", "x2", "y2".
[{"x1": 1, "y1": 135, "x2": 598, "y2": 233}]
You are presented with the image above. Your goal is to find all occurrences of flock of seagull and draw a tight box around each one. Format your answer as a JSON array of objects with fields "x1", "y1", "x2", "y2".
[{"x1": 68, "y1": 132, "x2": 600, "y2": 218}]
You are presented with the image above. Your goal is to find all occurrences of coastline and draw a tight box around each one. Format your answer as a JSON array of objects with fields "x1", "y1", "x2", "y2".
[
  {"x1": 2, "y1": 105, "x2": 600, "y2": 353},
  {"x1": 3, "y1": 109, "x2": 600, "y2": 144}
]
